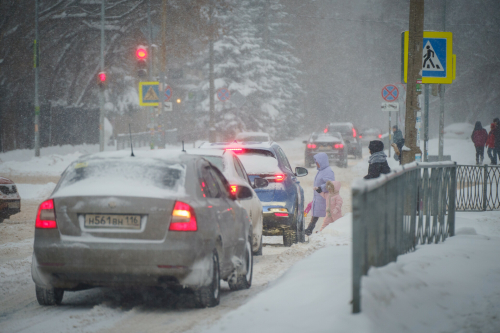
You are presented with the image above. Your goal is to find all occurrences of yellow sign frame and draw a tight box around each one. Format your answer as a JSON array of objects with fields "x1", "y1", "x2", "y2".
[
  {"x1": 404, "y1": 31, "x2": 455, "y2": 84},
  {"x1": 139, "y1": 81, "x2": 160, "y2": 106}
]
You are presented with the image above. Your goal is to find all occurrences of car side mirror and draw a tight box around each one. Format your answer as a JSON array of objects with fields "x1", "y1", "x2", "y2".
[
  {"x1": 302, "y1": 140, "x2": 308, "y2": 144},
  {"x1": 236, "y1": 185, "x2": 253, "y2": 200},
  {"x1": 253, "y1": 177, "x2": 269, "y2": 188},
  {"x1": 295, "y1": 167, "x2": 308, "y2": 177}
]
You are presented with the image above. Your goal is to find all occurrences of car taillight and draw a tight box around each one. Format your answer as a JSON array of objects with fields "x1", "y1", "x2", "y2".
[
  {"x1": 169, "y1": 201, "x2": 197, "y2": 231},
  {"x1": 307, "y1": 143, "x2": 317, "y2": 149},
  {"x1": 225, "y1": 148, "x2": 244, "y2": 153},
  {"x1": 359, "y1": 135, "x2": 363, "y2": 139},
  {"x1": 266, "y1": 174, "x2": 286, "y2": 182},
  {"x1": 324, "y1": 128, "x2": 328, "y2": 133},
  {"x1": 274, "y1": 213, "x2": 288, "y2": 217},
  {"x1": 352, "y1": 128, "x2": 357, "y2": 138},
  {"x1": 378, "y1": 134, "x2": 382, "y2": 139},
  {"x1": 35, "y1": 199, "x2": 57, "y2": 229},
  {"x1": 334, "y1": 144, "x2": 344, "y2": 149},
  {"x1": 230, "y1": 185, "x2": 238, "y2": 195}
]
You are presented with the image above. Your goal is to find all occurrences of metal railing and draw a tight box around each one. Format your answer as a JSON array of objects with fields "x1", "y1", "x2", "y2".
[
  {"x1": 352, "y1": 161, "x2": 457, "y2": 313},
  {"x1": 116, "y1": 129, "x2": 178, "y2": 150},
  {"x1": 455, "y1": 165, "x2": 500, "y2": 211}
]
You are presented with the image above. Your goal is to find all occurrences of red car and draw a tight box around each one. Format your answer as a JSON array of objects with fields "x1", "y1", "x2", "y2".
[{"x1": 0, "y1": 177, "x2": 21, "y2": 223}]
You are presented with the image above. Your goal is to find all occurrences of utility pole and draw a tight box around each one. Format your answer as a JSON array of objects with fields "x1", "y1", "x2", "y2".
[
  {"x1": 438, "y1": 0, "x2": 446, "y2": 160},
  {"x1": 148, "y1": 0, "x2": 155, "y2": 149},
  {"x1": 34, "y1": 0, "x2": 40, "y2": 157},
  {"x1": 99, "y1": 0, "x2": 105, "y2": 152},
  {"x1": 208, "y1": 0, "x2": 216, "y2": 142},
  {"x1": 402, "y1": 0, "x2": 424, "y2": 165}
]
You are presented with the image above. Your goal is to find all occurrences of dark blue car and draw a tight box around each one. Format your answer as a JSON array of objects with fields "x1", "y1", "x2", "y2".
[{"x1": 199, "y1": 141, "x2": 308, "y2": 246}]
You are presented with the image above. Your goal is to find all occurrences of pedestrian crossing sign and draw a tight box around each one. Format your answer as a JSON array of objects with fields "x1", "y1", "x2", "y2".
[
  {"x1": 139, "y1": 82, "x2": 160, "y2": 106},
  {"x1": 403, "y1": 31, "x2": 455, "y2": 84}
]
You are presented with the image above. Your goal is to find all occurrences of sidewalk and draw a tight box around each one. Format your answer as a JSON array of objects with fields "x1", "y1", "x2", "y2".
[{"x1": 197, "y1": 211, "x2": 500, "y2": 333}]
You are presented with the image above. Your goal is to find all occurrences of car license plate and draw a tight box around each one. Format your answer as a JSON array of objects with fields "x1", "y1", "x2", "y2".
[
  {"x1": 318, "y1": 146, "x2": 331, "y2": 151},
  {"x1": 84, "y1": 214, "x2": 141, "y2": 230},
  {"x1": 8, "y1": 201, "x2": 20, "y2": 209}
]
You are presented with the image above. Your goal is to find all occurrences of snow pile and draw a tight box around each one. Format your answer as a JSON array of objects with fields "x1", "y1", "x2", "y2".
[
  {"x1": 362, "y1": 230, "x2": 500, "y2": 333},
  {"x1": 17, "y1": 183, "x2": 57, "y2": 201},
  {"x1": 199, "y1": 211, "x2": 500, "y2": 333}
]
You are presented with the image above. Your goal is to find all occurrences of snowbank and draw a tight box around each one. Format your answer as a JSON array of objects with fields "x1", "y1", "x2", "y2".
[
  {"x1": 17, "y1": 183, "x2": 56, "y2": 201},
  {"x1": 200, "y1": 211, "x2": 500, "y2": 333}
]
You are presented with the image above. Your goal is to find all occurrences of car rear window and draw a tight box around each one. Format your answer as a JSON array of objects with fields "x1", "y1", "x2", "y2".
[
  {"x1": 238, "y1": 151, "x2": 281, "y2": 175},
  {"x1": 57, "y1": 159, "x2": 185, "y2": 192},
  {"x1": 200, "y1": 156, "x2": 224, "y2": 171}
]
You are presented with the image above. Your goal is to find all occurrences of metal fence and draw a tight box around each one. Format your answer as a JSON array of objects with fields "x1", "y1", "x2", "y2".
[
  {"x1": 116, "y1": 129, "x2": 178, "y2": 150},
  {"x1": 351, "y1": 161, "x2": 457, "y2": 313},
  {"x1": 455, "y1": 165, "x2": 500, "y2": 211}
]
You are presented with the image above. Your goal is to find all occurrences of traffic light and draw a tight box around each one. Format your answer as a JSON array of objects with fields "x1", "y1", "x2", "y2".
[
  {"x1": 136, "y1": 46, "x2": 148, "y2": 78},
  {"x1": 97, "y1": 71, "x2": 106, "y2": 86}
]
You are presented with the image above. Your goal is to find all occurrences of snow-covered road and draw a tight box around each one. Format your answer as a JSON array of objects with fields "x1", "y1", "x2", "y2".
[{"x1": 0, "y1": 138, "x2": 365, "y2": 333}]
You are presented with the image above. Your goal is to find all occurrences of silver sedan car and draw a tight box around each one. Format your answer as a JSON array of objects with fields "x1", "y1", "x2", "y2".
[{"x1": 32, "y1": 151, "x2": 254, "y2": 308}]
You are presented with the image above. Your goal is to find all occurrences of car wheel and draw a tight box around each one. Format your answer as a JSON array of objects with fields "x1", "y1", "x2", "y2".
[
  {"x1": 255, "y1": 234, "x2": 263, "y2": 256},
  {"x1": 283, "y1": 229, "x2": 296, "y2": 247},
  {"x1": 36, "y1": 285, "x2": 64, "y2": 306},
  {"x1": 296, "y1": 204, "x2": 305, "y2": 243},
  {"x1": 194, "y1": 250, "x2": 220, "y2": 308},
  {"x1": 229, "y1": 237, "x2": 253, "y2": 290}
]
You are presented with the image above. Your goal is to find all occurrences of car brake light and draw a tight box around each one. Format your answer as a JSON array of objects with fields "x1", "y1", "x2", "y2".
[
  {"x1": 307, "y1": 143, "x2": 317, "y2": 149},
  {"x1": 225, "y1": 148, "x2": 243, "y2": 153},
  {"x1": 324, "y1": 128, "x2": 328, "y2": 133},
  {"x1": 275, "y1": 174, "x2": 285, "y2": 182},
  {"x1": 352, "y1": 128, "x2": 357, "y2": 138},
  {"x1": 334, "y1": 144, "x2": 344, "y2": 149},
  {"x1": 169, "y1": 201, "x2": 197, "y2": 231},
  {"x1": 378, "y1": 134, "x2": 382, "y2": 139},
  {"x1": 230, "y1": 185, "x2": 238, "y2": 195},
  {"x1": 274, "y1": 213, "x2": 288, "y2": 217},
  {"x1": 35, "y1": 199, "x2": 57, "y2": 229}
]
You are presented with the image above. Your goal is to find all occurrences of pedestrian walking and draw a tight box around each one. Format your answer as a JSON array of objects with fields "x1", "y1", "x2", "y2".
[
  {"x1": 493, "y1": 118, "x2": 500, "y2": 163},
  {"x1": 364, "y1": 140, "x2": 391, "y2": 179},
  {"x1": 318, "y1": 180, "x2": 343, "y2": 231},
  {"x1": 305, "y1": 152, "x2": 335, "y2": 236},
  {"x1": 392, "y1": 125, "x2": 404, "y2": 161},
  {"x1": 486, "y1": 123, "x2": 497, "y2": 165},
  {"x1": 471, "y1": 121, "x2": 488, "y2": 165}
]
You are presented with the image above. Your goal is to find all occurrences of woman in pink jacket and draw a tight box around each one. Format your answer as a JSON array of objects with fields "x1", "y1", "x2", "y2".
[{"x1": 318, "y1": 180, "x2": 343, "y2": 231}]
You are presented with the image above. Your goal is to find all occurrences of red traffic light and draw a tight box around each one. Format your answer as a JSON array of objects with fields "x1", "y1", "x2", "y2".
[
  {"x1": 98, "y1": 72, "x2": 106, "y2": 82},
  {"x1": 136, "y1": 48, "x2": 147, "y2": 60}
]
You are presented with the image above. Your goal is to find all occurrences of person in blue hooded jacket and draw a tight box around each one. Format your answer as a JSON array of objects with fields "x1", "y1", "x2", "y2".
[{"x1": 305, "y1": 152, "x2": 336, "y2": 236}]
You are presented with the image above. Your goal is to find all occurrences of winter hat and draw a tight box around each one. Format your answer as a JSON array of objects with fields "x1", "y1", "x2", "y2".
[
  {"x1": 491, "y1": 123, "x2": 496, "y2": 130},
  {"x1": 368, "y1": 140, "x2": 384, "y2": 153},
  {"x1": 474, "y1": 121, "x2": 483, "y2": 130},
  {"x1": 325, "y1": 181, "x2": 335, "y2": 193},
  {"x1": 494, "y1": 118, "x2": 500, "y2": 124}
]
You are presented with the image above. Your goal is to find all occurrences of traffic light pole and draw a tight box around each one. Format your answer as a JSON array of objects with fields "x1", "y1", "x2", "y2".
[
  {"x1": 159, "y1": 0, "x2": 167, "y2": 149},
  {"x1": 99, "y1": 0, "x2": 105, "y2": 152},
  {"x1": 34, "y1": 0, "x2": 40, "y2": 157},
  {"x1": 208, "y1": 0, "x2": 216, "y2": 143},
  {"x1": 148, "y1": 0, "x2": 155, "y2": 150}
]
